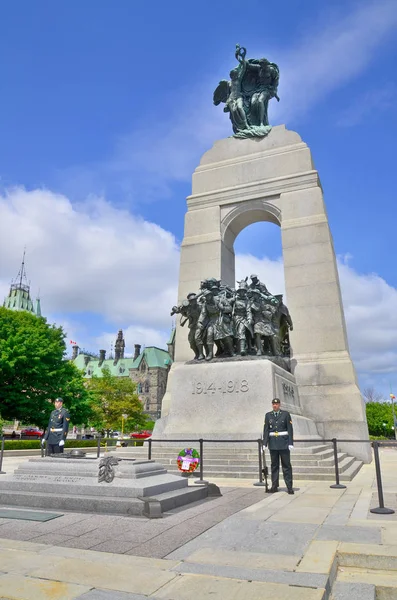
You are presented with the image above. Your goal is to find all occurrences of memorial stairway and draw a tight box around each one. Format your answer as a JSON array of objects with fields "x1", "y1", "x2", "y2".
[{"x1": 114, "y1": 442, "x2": 363, "y2": 481}]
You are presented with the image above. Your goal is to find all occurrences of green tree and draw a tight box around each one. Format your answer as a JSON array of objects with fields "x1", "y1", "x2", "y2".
[
  {"x1": 366, "y1": 402, "x2": 394, "y2": 437},
  {"x1": 0, "y1": 307, "x2": 93, "y2": 428},
  {"x1": 86, "y1": 366, "x2": 145, "y2": 432}
]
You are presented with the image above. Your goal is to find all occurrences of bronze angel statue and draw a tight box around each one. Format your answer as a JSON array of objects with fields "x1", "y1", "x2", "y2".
[{"x1": 213, "y1": 44, "x2": 279, "y2": 139}]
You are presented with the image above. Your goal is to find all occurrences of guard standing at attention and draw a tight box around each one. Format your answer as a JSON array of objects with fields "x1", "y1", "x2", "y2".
[
  {"x1": 263, "y1": 397, "x2": 294, "y2": 494},
  {"x1": 42, "y1": 397, "x2": 70, "y2": 454}
]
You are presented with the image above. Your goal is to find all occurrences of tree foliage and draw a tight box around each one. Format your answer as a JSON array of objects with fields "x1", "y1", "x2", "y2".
[
  {"x1": 0, "y1": 307, "x2": 93, "y2": 428},
  {"x1": 366, "y1": 402, "x2": 396, "y2": 437},
  {"x1": 86, "y1": 366, "x2": 146, "y2": 431}
]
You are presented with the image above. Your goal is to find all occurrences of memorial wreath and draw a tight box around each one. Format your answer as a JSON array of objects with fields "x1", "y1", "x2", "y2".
[{"x1": 177, "y1": 448, "x2": 200, "y2": 473}]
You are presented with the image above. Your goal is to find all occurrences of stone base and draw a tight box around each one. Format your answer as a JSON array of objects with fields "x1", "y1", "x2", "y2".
[
  {"x1": 0, "y1": 456, "x2": 208, "y2": 517},
  {"x1": 154, "y1": 360, "x2": 320, "y2": 447}
]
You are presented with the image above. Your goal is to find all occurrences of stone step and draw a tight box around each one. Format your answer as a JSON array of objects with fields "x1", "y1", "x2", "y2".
[
  {"x1": 0, "y1": 486, "x2": 207, "y2": 516},
  {"x1": 117, "y1": 443, "x2": 334, "y2": 456},
  {"x1": 125, "y1": 450, "x2": 336, "y2": 461},
  {"x1": 0, "y1": 475, "x2": 188, "y2": 498},
  {"x1": 109, "y1": 444, "x2": 362, "y2": 482},
  {"x1": 123, "y1": 452, "x2": 345, "y2": 468}
]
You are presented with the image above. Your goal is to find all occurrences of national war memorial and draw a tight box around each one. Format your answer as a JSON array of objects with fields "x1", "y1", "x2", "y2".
[{"x1": 154, "y1": 44, "x2": 371, "y2": 464}]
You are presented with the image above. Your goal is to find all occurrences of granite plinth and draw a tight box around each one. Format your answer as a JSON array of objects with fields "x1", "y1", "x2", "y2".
[
  {"x1": 0, "y1": 457, "x2": 208, "y2": 517},
  {"x1": 154, "y1": 359, "x2": 320, "y2": 447}
]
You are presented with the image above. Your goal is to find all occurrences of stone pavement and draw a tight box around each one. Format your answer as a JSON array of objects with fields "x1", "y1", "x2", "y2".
[{"x1": 0, "y1": 450, "x2": 396, "y2": 599}]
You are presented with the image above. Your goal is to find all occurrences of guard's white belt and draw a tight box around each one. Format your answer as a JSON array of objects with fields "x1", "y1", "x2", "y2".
[
  {"x1": 50, "y1": 428, "x2": 63, "y2": 432},
  {"x1": 269, "y1": 431, "x2": 288, "y2": 436}
]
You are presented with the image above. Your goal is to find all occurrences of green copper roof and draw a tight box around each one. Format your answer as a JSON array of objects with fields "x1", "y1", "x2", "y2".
[
  {"x1": 74, "y1": 346, "x2": 172, "y2": 378},
  {"x1": 131, "y1": 346, "x2": 172, "y2": 369}
]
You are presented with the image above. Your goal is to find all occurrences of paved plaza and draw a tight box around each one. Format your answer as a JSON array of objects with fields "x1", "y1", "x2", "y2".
[{"x1": 0, "y1": 450, "x2": 396, "y2": 599}]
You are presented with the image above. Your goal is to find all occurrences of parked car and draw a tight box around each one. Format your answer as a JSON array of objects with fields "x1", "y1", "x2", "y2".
[
  {"x1": 20, "y1": 428, "x2": 43, "y2": 439},
  {"x1": 130, "y1": 430, "x2": 152, "y2": 439},
  {"x1": 111, "y1": 431, "x2": 121, "y2": 438}
]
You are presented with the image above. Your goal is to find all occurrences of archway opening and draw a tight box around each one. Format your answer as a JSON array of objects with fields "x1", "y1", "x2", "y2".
[{"x1": 234, "y1": 220, "x2": 285, "y2": 298}]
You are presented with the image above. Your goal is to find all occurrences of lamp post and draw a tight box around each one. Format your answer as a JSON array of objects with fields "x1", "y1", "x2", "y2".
[
  {"x1": 121, "y1": 414, "x2": 128, "y2": 438},
  {"x1": 382, "y1": 422, "x2": 387, "y2": 438}
]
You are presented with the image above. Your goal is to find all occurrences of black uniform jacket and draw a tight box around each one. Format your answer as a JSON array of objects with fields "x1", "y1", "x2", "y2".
[
  {"x1": 263, "y1": 409, "x2": 294, "y2": 451},
  {"x1": 44, "y1": 407, "x2": 70, "y2": 445}
]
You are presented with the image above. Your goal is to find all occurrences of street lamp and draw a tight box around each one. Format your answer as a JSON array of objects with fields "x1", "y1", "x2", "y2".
[
  {"x1": 382, "y1": 422, "x2": 387, "y2": 438},
  {"x1": 121, "y1": 414, "x2": 128, "y2": 438}
]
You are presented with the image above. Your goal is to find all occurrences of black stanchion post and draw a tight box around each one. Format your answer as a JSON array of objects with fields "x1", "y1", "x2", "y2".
[
  {"x1": 330, "y1": 438, "x2": 346, "y2": 489},
  {"x1": 96, "y1": 436, "x2": 101, "y2": 459},
  {"x1": 195, "y1": 438, "x2": 208, "y2": 485},
  {"x1": 0, "y1": 436, "x2": 5, "y2": 474},
  {"x1": 254, "y1": 439, "x2": 266, "y2": 487},
  {"x1": 40, "y1": 439, "x2": 45, "y2": 458},
  {"x1": 148, "y1": 438, "x2": 152, "y2": 460},
  {"x1": 370, "y1": 441, "x2": 395, "y2": 515}
]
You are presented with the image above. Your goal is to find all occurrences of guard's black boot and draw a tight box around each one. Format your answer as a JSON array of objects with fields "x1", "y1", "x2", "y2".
[
  {"x1": 268, "y1": 486, "x2": 278, "y2": 493},
  {"x1": 287, "y1": 488, "x2": 294, "y2": 495}
]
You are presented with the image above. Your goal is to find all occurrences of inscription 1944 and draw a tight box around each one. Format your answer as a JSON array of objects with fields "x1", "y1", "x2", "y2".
[{"x1": 192, "y1": 379, "x2": 249, "y2": 396}]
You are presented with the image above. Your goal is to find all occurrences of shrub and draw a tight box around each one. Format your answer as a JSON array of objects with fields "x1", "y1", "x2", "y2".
[{"x1": 4, "y1": 439, "x2": 105, "y2": 450}]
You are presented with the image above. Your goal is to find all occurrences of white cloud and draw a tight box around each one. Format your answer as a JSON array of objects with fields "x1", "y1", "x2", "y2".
[
  {"x1": 338, "y1": 258, "x2": 397, "y2": 374},
  {"x1": 0, "y1": 187, "x2": 179, "y2": 331}
]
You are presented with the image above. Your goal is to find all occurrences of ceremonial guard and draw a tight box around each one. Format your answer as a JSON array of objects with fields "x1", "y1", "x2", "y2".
[
  {"x1": 263, "y1": 398, "x2": 294, "y2": 494},
  {"x1": 43, "y1": 397, "x2": 70, "y2": 454}
]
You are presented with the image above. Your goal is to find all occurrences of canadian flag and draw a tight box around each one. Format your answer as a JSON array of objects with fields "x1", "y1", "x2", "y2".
[{"x1": 70, "y1": 340, "x2": 77, "y2": 345}]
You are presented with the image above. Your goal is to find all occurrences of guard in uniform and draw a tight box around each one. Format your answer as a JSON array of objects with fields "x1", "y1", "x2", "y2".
[
  {"x1": 43, "y1": 397, "x2": 70, "y2": 454},
  {"x1": 263, "y1": 398, "x2": 294, "y2": 494}
]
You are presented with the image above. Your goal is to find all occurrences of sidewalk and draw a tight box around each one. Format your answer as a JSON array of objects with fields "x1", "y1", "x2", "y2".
[{"x1": 0, "y1": 450, "x2": 396, "y2": 599}]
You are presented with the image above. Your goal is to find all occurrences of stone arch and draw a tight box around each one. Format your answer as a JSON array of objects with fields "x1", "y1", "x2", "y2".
[
  {"x1": 221, "y1": 199, "x2": 281, "y2": 247},
  {"x1": 173, "y1": 125, "x2": 370, "y2": 461}
]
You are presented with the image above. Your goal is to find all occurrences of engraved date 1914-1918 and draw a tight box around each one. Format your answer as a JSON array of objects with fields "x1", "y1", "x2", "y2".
[{"x1": 192, "y1": 379, "x2": 249, "y2": 395}]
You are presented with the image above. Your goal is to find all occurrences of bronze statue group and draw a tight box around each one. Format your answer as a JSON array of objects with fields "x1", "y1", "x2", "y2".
[{"x1": 172, "y1": 274, "x2": 293, "y2": 362}]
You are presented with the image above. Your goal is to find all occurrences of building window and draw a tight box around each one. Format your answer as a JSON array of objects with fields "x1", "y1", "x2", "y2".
[
  {"x1": 138, "y1": 383, "x2": 142, "y2": 393},
  {"x1": 144, "y1": 381, "x2": 149, "y2": 393}
]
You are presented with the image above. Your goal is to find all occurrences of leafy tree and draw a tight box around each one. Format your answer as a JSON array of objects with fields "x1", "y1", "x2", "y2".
[
  {"x1": 0, "y1": 307, "x2": 93, "y2": 428},
  {"x1": 86, "y1": 366, "x2": 146, "y2": 432},
  {"x1": 366, "y1": 402, "x2": 395, "y2": 437}
]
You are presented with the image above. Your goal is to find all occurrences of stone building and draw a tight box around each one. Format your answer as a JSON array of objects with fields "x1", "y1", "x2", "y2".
[
  {"x1": 3, "y1": 252, "x2": 41, "y2": 317},
  {"x1": 72, "y1": 330, "x2": 173, "y2": 420}
]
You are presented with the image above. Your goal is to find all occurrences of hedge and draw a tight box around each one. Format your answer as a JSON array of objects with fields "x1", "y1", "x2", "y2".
[
  {"x1": 3, "y1": 439, "x2": 145, "y2": 450},
  {"x1": 3, "y1": 439, "x2": 105, "y2": 450}
]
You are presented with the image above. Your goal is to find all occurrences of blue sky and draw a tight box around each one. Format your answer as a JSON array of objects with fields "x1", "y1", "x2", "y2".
[{"x1": 0, "y1": 0, "x2": 396, "y2": 398}]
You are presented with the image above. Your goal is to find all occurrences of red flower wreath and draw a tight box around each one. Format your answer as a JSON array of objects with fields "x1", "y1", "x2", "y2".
[{"x1": 177, "y1": 447, "x2": 200, "y2": 473}]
